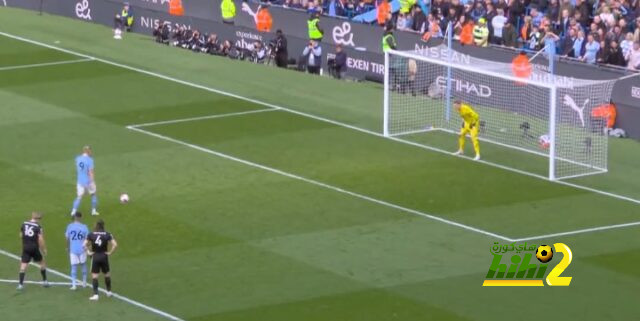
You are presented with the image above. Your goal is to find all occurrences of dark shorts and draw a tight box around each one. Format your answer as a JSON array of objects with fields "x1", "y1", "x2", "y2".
[
  {"x1": 91, "y1": 254, "x2": 110, "y2": 274},
  {"x1": 21, "y1": 246, "x2": 43, "y2": 263}
]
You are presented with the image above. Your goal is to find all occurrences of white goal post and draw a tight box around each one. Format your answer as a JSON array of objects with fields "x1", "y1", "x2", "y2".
[{"x1": 383, "y1": 48, "x2": 616, "y2": 181}]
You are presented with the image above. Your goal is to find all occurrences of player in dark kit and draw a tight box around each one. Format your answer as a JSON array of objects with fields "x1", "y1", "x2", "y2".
[
  {"x1": 84, "y1": 219, "x2": 118, "y2": 301},
  {"x1": 17, "y1": 212, "x2": 49, "y2": 290}
]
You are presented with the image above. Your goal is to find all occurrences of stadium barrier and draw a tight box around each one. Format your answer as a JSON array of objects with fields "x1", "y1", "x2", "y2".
[{"x1": 3, "y1": 0, "x2": 639, "y2": 139}]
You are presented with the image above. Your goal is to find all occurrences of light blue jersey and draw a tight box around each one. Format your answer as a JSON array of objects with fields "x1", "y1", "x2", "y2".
[
  {"x1": 76, "y1": 154, "x2": 94, "y2": 186},
  {"x1": 65, "y1": 222, "x2": 89, "y2": 254}
]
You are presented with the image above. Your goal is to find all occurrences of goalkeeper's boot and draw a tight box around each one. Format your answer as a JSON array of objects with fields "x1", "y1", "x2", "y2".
[
  {"x1": 89, "y1": 294, "x2": 99, "y2": 301},
  {"x1": 474, "y1": 154, "x2": 481, "y2": 161},
  {"x1": 452, "y1": 150, "x2": 463, "y2": 156}
]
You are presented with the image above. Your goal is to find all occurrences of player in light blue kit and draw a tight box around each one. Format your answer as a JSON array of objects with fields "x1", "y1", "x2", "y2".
[
  {"x1": 71, "y1": 146, "x2": 99, "y2": 216},
  {"x1": 65, "y1": 212, "x2": 89, "y2": 290}
]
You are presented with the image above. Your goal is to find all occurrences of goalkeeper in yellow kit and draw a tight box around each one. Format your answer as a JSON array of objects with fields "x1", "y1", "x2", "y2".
[{"x1": 452, "y1": 100, "x2": 481, "y2": 160}]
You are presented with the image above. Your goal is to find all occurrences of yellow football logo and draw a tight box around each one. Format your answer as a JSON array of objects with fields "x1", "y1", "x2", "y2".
[{"x1": 536, "y1": 245, "x2": 553, "y2": 263}]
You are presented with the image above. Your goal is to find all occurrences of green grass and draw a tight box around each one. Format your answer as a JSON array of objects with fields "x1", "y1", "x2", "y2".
[{"x1": 1, "y1": 6, "x2": 640, "y2": 321}]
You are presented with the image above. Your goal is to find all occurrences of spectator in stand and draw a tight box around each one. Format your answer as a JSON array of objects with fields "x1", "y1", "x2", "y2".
[
  {"x1": 377, "y1": 0, "x2": 391, "y2": 27},
  {"x1": 573, "y1": 29, "x2": 587, "y2": 58},
  {"x1": 626, "y1": 41, "x2": 640, "y2": 70},
  {"x1": 548, "y1": 0, "x2": 560, "y2": 24},
  {"x1": 470, "y1": 2, "x2": 486, "y2": 22},
  {"x1": 530, "y1": 8, "x2": 543, "y2": 28},
  {"x1": 582, "y1": 33, "x2": 601, "y2": 63},
  {"x1": 605, "y1": 40, "x2": 627, "y2": 66},
  {"x1": 502, "y1": 20, "x2": 519, "y2": 47},
  {"x1": 491, "y1": 8, "x2": 508, "y2": 44},
  {"x1": 412, "y1": 6, "x2": 427, "y2": 33},
  {"x1": 527, "y1": 25, "x2": 542, "y2": 49},
  {"x1": 561, "y1": 27, "x2": 577, "y2": 56},
  {"x1": 326, "y1": 0, "x2": 345, "y2": 17},
  {"x1": 509, "y1": 0, "x2": 525, "y2": 24},
  {"x1": 530, "y1": 0, "x2": 548, "y2": 13},
  {"x1": 473, "y1": 17, "x2": 490, "y2": 47},
  {"x1": 397, "y1": 13, "x2": 410, "y2": 31},
  {"x1": 354, "y1": 1, "x2": 368, "y2": 16},
  {"x1": 302, "y1": 40, "x2": 322, "y2": 74},
  {"x1": 486, "y1": 3, "x2": 497, "y2": 36},
  {"x1": 621, "y1": 32, "x2": 635, "y2": 57},
  {"x1": 422, "y1": 13, "x2": 442, "y2": 40},
  {"x1": 496, "y1": 0, "x2": 508, "y2": 10},
  {"x1": 599, "y1": 6, "x2": 616, "y2": 26},
  {"x1": 440, "y1": 8, "x2": 458, "y2": 33},
  {"x1": 635, "y1": 19, "x2": 640, "y2": 42},
  {"x1": 307, "y1": 1, "x2": 322, "y2": 15},
  {"x1": 559, "y1": 9, "x2": 571, "y2": 36},
  {"x1": 521, "y1": 16, "x2": 532, "y2": 44},
  {"x1": 597, "y1": 40, "x2": 609, "y2": 63},
  {"x1": 575, "y1": 0, "x2": 590, "y2": 27}
]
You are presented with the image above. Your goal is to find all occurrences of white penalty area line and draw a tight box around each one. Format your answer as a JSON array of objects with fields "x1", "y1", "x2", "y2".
[
  {"x1": 0, "y1": 249, "x2": 185, "y2": 321},
  {"x1": 2, "y1": 31, "x2": 639, "y2": 240},
  {"x1": 0, "y1": 58, "x2": 94, "y2": 71},
  {"x1": 0, "y1": 279, "x2": 72, "y2": 286},
  {"x1": 129, "y1": 107, "x2": 279, "y2": 128},
  {"x1": 512, "y1": 220, "x2": 640, "y2": 242},
  {"x1": 128, "y1": 125, "x2": 514, "y2": 242}
]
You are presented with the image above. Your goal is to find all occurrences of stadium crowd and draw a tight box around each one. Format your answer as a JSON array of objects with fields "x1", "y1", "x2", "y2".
[{"x1": 266, "y1": 0, "x2": 640, "y2": 70}]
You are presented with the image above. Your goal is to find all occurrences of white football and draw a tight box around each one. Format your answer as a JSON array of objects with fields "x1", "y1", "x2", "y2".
[{"x1": 119, "y1": 193, "x2": 130, "y2": 203}]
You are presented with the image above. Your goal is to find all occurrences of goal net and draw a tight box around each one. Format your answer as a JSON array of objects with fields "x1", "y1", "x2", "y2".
[{"x1": 383, "y1": 47, "x2": 616, "y2": 180}]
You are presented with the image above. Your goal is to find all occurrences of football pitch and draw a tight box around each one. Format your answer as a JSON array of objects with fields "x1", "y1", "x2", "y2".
[{"x1": 1, "y1": 7, "x2": 640, "y2": 321}]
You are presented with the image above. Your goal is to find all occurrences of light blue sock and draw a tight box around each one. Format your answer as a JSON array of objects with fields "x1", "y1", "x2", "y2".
[
  {"x1": 81, "y1": 264, "x2": 87, "y2": 284},
  {"x1": 91, "y1": 194, "x2": 98, "y2": 211},
  {"x1": 72, "y1": 197, "x2": 81, "y2": 212},
  {"x1": 71, "y1": 265, "x2": 77, "y2": 287}
]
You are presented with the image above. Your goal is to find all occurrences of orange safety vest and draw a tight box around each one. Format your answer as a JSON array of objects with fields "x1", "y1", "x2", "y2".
[
  {"x1": 169, "y1": 0, "x2": 184, "y2": 16},
  {"x1": 460, "y1": 22, "x2": 474, "y2": 45},
  {"x1": 256, "y1": 8, "x2": 272, "y2": 32},
  {"x1": 511, "y1": 54, "x2": 532, "y2": 86},
  {"x1": 591, "y1": 103, "x2": 617, "y2": 128},
  {"x1": 377, "y1": 1, "x2": 390, "y2": 26}
]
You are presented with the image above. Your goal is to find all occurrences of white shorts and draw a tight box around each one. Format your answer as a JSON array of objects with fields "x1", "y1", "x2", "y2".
[
  {"x1": 69, "y1": 252, "x2": 87, "y2": 265},
  {"x1": 76, "y1": 183, "x2": 97, "y2": 197}
]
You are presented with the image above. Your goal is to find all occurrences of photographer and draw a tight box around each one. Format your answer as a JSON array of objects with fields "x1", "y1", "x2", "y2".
[
  {"x1": 274, "y1": 30, "x2": 288, "y2": 68},
  {"x1": 153, "y1": 21, "x2": 170, "y2": 44},
  {"x1": 187, "y1": 30, "x2": 205, "y2": 52},
  {"x1": 248, "y1": 41, "x2": 267, "y2": 63},
  {"x1": 302, "y1": 40, "x2": 322, "y2": 74},
  {"x1": 205, "y1": 34, "x2": 220, "y2": 55},
  {"x1": 329, "y1": 44, "x2": 347, "y2": 79}
]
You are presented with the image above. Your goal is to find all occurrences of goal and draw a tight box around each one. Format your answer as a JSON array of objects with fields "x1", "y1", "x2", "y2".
[{"x1": 383, "y1": 48, "x2": 616, "y2": 180}]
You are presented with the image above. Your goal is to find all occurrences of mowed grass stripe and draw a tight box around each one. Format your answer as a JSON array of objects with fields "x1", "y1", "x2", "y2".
[{"x1": 147, "y1": 112, "x2": 640, "y2": 237}]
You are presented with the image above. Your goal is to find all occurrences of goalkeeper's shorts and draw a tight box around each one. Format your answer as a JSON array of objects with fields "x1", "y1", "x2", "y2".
[{"x1": 460, "y1": 122, "x2": 479, "y2": 138}]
